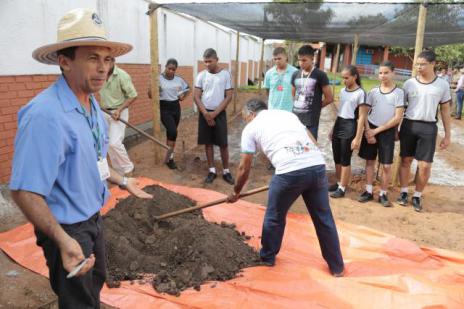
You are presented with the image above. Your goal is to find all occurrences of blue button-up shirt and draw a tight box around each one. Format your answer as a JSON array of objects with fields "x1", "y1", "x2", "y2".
[{"x1": 9, "y1": 76, "x2": 110, "y2": 224}]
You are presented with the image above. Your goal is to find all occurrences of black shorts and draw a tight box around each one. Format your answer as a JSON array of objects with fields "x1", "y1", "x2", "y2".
[
  {"x1": 160, "y1": 100, "x2": 181, "y2": 141},
  {"x1": 359, "y1": 122, "x2": 396, "y2": 164},
  {"x1": 332, "y1": 117, "x2": 356, "y2": 166},
  {"x1": 198, "y1": 109, "x2": 228, "y2": 146},
  {"x1": 399, "y1": 118, "x2": 437, "y2": 162}
]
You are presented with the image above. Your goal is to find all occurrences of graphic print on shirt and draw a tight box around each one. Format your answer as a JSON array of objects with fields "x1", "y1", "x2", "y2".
[
  {"x1": 284, "y1": 140, "x2": 313, "y2": 156},
  {"x1": 294, "y1": 77, "x2": 317, "y2": 112}
]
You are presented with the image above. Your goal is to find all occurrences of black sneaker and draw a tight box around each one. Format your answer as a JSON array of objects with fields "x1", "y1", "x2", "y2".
[
  {"x1": 204, "y1": 172, "x2": 217, "y2": 184},
  {"x1": 222, "y1": 173, "x2": 235, "y2": 185},
  {"x1": 330, "y1": 188, "x2": 345, "y2": 198},
  {"x1": 396, "y1": 192, "x2": 408, "y2": 206},
  {"x1": 412, "y1": 196, "x2": 422, "y2": 212},
  {"x1": 165, "y1": 159, "x2": 177, "y2": 170},
  {"x1": 379, "y1": 194, "x2": 392, "y2": 207},
  {"x1": 358, "y1": 191, "x2": 373, "y2": 203},
  {"x1": 331, "y1": 268, "x2": 345, "y2": 278},
  {"x1": 328, "y1": 183, "x2": 339, "y2": 192},
  {"x1": 260, "y1": 258, "x2": 275, "y2": 267}
]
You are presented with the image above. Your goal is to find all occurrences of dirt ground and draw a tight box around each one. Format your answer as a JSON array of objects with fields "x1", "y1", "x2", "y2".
[
  {"x1": 104, "y1": 185, "x2": 260, "y2": 296},
  {"x1": 1, "y1": 90, "x2": 463, "y2": 307}
]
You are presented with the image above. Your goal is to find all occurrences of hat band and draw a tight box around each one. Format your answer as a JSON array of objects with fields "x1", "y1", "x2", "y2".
[{"x1": 62, "y1": 36, "x2": 107, "y2": 42}]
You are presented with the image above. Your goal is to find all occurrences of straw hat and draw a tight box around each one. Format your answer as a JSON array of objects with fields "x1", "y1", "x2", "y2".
[{"x1": 32, "y1": 8, "x2": 132, "y2": 65}]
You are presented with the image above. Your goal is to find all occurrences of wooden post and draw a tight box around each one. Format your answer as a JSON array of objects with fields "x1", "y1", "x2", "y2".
[
  {"x1": 412, "y1": 3, "x2": 428, "y2": 77},
  {"x1": 233, "y1": 31, "x2": 240, "y2": 113},
  {"x1": 258, "y1": 38, "x2": 265, "y2": 93},
  {"x1": 332, "y1": 43, "x2": 340, "y2": 73},
  {"x1": 149, "y1": 4, "x2": 162, "y2": 164},
  {"x1": 392, "y1": 3, "x2": 427, "y2": 185},
  {"x1": 351, "y1": 33, "x2": 359, "y2": 65}
]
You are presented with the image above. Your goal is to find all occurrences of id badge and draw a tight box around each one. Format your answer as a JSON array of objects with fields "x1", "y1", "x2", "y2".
[
  {"x1": 277, "y1": 85, "x2": 283, "y2": 91},
  {"x1": 294, "y1": 94, "x2": 306, "y2": 109},
  {"x1": 97, "y1": 158, "x2": 110, "y2": 181}
]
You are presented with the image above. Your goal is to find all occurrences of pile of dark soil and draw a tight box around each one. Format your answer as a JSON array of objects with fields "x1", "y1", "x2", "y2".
[{"x1": 103, "y1": 185, "x2": 261, "y2": 296}]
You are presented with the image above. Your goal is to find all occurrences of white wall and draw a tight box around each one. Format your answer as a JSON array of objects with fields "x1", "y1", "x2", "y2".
[
  {"x1": 0, "y1": 0, "x2": 96, "y2": 75},
  {"x1": 0, "y1": 0, "x2": 271, "y2": 79},
  {"x1": 158, "y1": 10, "x2": 195, "y2": 66}
]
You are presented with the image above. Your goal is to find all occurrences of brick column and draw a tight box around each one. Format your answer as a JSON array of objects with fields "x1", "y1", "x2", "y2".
[
  {"x1": 383, "y1": 46, "x2": 390, "y2": 61},
  {"x1": 343, "y1": 44, "x2": 351, "y2": 66}
]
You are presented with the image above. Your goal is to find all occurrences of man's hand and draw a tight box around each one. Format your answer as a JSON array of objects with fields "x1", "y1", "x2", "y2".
[
  {"x1": 439, "y1": 136, "x2": 451, "y2": 150},
  {"x1": 202, "y1": 112, "x2": 215, "y2": 127},
  {"x1": 365, "y1": 129, "x2": 377, "y2": 139},
  {"x1": 59, "y1": 236, "x2": 95, "y2": 277},
  {"x1": 111, "y1": 109, "x2": 122, "y2": 121},
  {"x1": 203, "y1": 111, "x2": 213, "y2": 121},
  {"x1": 126, "y1": 178, "x2": 153, "y2": 199},
  {"x1": 367, "y1": 136, "x2": 377, "y2": 144},
  {"x1": 351, "y1": 137, "x2": 361, "y2": 150},
  {"x1": 226, "y1": 191, "x2": 240, "y2": 203}
]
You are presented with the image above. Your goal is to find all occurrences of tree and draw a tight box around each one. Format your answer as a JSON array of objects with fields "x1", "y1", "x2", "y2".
[
  {"x1": 264, "y1": 0, "x2": 333, "y2": 41},
  {"x1": 435, "y1": 44, "x2": 464, "y2": 67}
]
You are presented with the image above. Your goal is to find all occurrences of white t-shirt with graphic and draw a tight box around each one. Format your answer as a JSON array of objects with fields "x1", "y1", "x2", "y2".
[
  {"x1": 160, "y1": 74, "x2": 189, "y2": 101},
  {"x1": 195, "y1": 69, "x2": 233, "y2": 110},
  {"x1": 241, "y1": 110, "x2": 325, "y2": 175},
  {"x1": 403, "y1": 77, "x2": 451, "y2": 122}
]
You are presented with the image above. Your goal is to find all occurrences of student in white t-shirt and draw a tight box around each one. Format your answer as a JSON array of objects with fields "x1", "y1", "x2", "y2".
[
  {"x1": 397, "y1": 50, "x2": 452, "y2": 212},
  {"x1": 329, "y1": 65, "x2": 368, "y2": 199},
  {"x1": 227, "y1": 99, "x2": 344, "y2": 277},
  {"x1": 194, "y1": 48, "x2": 234, "y2": 185},
  {"x1": 358, "y1": 61, "x2": 405, "y2": 207}
]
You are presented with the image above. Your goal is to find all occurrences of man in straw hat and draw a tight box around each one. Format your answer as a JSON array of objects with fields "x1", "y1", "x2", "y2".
[{"x1": 9, "y1": 8, "x2": 152, "y2": 308}]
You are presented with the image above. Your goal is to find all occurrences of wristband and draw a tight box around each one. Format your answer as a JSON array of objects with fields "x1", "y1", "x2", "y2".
[{"x1": 119, "y1": 176, "x2": 128, "y2": 189}]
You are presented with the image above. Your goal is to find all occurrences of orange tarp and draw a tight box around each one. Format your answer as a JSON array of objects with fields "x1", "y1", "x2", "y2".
[{"x1": 1, "y1": 178, "x2": 463, "y2": 308}]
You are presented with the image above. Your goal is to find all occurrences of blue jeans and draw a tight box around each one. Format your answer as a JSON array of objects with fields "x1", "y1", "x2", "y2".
[
  {"x1": 456, "y1": 90, "x2": 464, "y2": 118},
  {"x1": 260, "y1": 164, "x2": 344, "y2": 273},
  {"x1": 306, "y1": 125, "x2": 318, "y2": 141}
]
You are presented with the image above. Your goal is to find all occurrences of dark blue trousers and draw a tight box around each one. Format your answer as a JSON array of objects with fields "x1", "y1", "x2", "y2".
[{"x1": 260, "y1": 164, "x2": 344, "y2": 273}]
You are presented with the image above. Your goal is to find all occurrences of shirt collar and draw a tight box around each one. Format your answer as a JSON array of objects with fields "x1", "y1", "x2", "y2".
[
  {"x1": 273, "y1": 64, "x2": 291, "y2": 74},
  {"x1": 56, "y1": 75, "x2": 98, "y2": 113},
  {"x1": 109, "y1": 65, "x2": 119, "y2": 79}
]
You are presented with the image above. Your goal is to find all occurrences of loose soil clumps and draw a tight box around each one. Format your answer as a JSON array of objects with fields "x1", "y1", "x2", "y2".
[{"x1": 104, "y1": 185, "x2": 261, "y2": 296}]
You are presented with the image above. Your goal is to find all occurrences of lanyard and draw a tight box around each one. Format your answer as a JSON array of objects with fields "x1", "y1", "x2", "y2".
[
  {"x1": 79, "y1": 102, "x2": 102, "y2": 160},
  {"x1": 275, "y1": 66, "x2": 287, "y2": 89},
  {"x1": 300, "y1": 66, "x2": 315, "y2": 90}
]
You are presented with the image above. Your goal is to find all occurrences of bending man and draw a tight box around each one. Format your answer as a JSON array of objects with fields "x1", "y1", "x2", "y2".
[{"x1": 227, "y1": 99, "x2": 344, "y2": 276}]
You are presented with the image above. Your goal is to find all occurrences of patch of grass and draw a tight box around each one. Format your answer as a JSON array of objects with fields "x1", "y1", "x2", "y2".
[
  {"x1": 327, "y1": 72, "x2": 404, "y2": 100},
  {"x1": 238, "y1": 85, "x2": 260, "y2": 92}
]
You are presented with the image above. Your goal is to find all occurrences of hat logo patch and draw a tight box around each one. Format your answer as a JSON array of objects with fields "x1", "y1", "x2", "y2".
[{"x1": 92, "y1": 13, "x2": 102, "y2": 25}]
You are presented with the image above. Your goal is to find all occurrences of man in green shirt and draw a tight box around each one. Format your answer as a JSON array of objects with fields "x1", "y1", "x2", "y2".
[
  {"x1": 99, "y1": 58, "x2": 138, "y2": 175},
  {"x1": 263, "y1": 47, "x2": 298, "y2": 112}
]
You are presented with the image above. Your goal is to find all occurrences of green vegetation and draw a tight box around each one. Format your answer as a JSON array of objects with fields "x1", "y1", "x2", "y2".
[
  {"x1": 327, "y1": 72, "x2": 404, "y2": 99},
  {"x1": 238, "y1": 73, "x2": 405, "y2": 98}
]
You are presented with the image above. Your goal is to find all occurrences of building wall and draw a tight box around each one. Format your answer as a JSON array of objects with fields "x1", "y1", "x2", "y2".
[
  {"x1": 389, "y1": 54, "x2": 413, "y2": 70},
  {"x1": 0, "y1": 1, "x2": 268, "y2": 183}
]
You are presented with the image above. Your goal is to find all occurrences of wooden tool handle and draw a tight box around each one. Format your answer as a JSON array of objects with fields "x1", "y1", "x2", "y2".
[
  {"x1": 101, "y1": 108, "x2": 169, "y2": 150},
  {"x1": 154, "y1": 185, "x2": 269, "y2": 220}
]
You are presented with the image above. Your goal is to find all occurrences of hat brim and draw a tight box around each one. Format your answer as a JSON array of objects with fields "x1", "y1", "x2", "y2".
[{"x1": 32, "y1": 39, "x2": 133, "y2": 65}]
